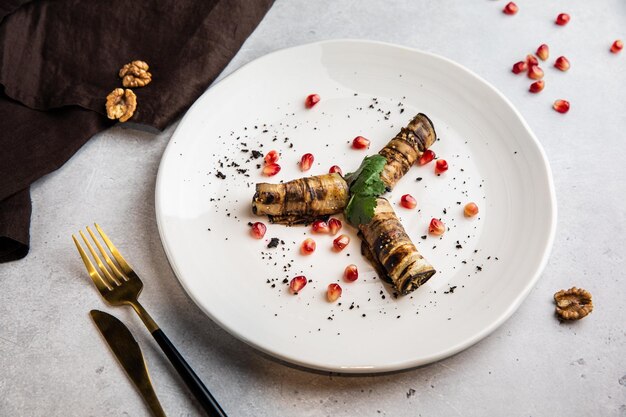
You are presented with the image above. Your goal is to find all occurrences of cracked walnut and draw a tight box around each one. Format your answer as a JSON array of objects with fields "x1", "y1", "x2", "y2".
[
  {"x1": 119, "y1": 60, "x2": 152, "y2": 87},
  {"x1": 105, "y1": 88, "x2": 137, "y2": 122},
  {"x1": 554, "y1": 287, "x2": 593, "y2": 320}
]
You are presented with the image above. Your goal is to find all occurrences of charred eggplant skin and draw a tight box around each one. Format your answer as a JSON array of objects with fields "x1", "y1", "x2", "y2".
[
  {"x1": 378, "y1": 113, "x2": 437, "y2": 191},
  {"x1": 252, "y1": 173, "x2": 349, "y2": 225},
  {"x1": 359, "y1": 198, "x2": 436, "y2": 294}
]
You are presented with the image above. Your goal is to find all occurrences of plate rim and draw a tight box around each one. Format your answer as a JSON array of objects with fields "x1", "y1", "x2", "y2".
[{"x1": 155, "y1": 39, "x2": 558, "y2": 373}]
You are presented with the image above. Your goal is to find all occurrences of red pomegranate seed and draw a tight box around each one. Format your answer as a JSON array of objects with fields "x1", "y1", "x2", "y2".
[
  {"x1": 262, "y1": 163, "x2": 281, "y2": 176},
  {"x1": 400, "y1": 194, "x2": 417, "y2": 209},
  {"x1": 250, "y1": 222, "x2": 266, "y2": 239},
  {"x1": 333, "y1": 234, "x2": 350, "y2": 251},
  {"x1": 352, "y1": 136, "x2": 370, "y2": 149},
  {"x1": 435, "y1": 159, "x2": 448, "y2": 175},
  {"x1": 503, "y1": 2, "x2": 518, "y2": 15},
  {"x1": 512, "y1": 61, "x2": 528, "y2": 74},
  {"x1": 528, "y1": 65, "x2": 544, "y2": 80},
  {"x1": 553, "y1": 99, "x2": 570, "y2": 114},
  {"x1": 264, "y1": 150, "x2": 279, "y2": 164},
  {"x1": 328, "y1": 218, "x2": 342, "y2": 235},
  {"x1": 301, "y1": 238, "x2": 316, "y2": 255},
  {"x1": 311, "y1": 220, "x2": 330, "y2": 234},
  {"x1": 464, "y1": 202, "x2": 479, "y2": 218},
  {"x1": 536, "y1": 44, "x2": 549, "y2": 61},
  {"x1": 305, "y1": 94, "x2": 320, "y2": 109},
  {"x1": 329, "y1": 165, "x2": 343, "y2": 175},
  {"x1": 611, "y1": 40, "x2": 623, "y2": 54},
  {"x1": 418, "y1": 149, "x2": 435, "y2": 165},
  {"x1": 529, "y1": 80, "x2": 545, "y2": 93},
  {"x1": 554, "y1": 56, "x2": 570, "y2": 71},
  {"x1": 327, "y1": 283, "x2": 342, "y2": 302},
  {"x1": 300, "y1": 153, "x2": 314, "y2": 171},
  {"x1": 555, "y1": 13, "x2": 570, "y2": 26},
  {"x1": 526, "y1": 55, "x2": 539, "y2": 67},
  {"x1": 428, "y1": 218, "x2": 445, "y2": 236},
  {"x1": 344, "y1": 264, "x2": 358, "y2": 282},
  {"x1": 290, "y1": 276, "x2": 307, "y2": 293}
]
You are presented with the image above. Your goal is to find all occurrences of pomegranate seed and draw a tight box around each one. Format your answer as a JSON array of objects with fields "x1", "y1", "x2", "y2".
[
  {"x1": 333, "y1": 234, "x2": 350, "y2": 251},
  {"x1": 328, "y1": 218, "x2": 342, "y2": 235},
  {"x1": 529, "y1": 80, "x2": 545, "y2": 93},
  {"x1": 311, "y1": 220, "x2": 330, "y2": 234},
  {"x1": 555, "y1": 13, "x2": 570, "y2": 26},
  {"x1": 352, "y1": 136, "x2": 370, "y2": 149},
  {"x1": 418, "y1": 149, "x2": 436, "y2": 165},
  {"x1": 327, "y1": 283, "x2": 342, "y2": 302},
  {"x1": 301, "y1": 238, "x2": 316, "y2": 255},
  {"x1": 305, "y1": 94, "x2": 320, "y2": 109},
  {"x1": 435, "y1": 159, "x2": 448, "y2": 175},
  {"x1": 503, "y1": 2, "x2": 518, "y2": 15},
  {"x1": 611, "y1": 40, "x2": 623, "y2": 54},
  {"x1": 250, "y1": 222, "x2": 266, "y2": 239},
  {"x1": 264, "y1": 150, "x2": 279, "y2": 164},
  {"x1": 536, "y1": 44, "x2": 549, "y2": 61},
  {"x1": 528, "y1": 65, "x2": 544, "y2": 80},
  {"x1": 428, "y1": 218, "x2": 445, "y2": 236},
  {"x1": 262, "y1": 163, "x2": 281, "y2": 176},
  {"x1": 289, "y1": 276, "x2": 307, "y2": 293},
  {"x1": 344, "y1": 264, "x2": 358, "y2": 282},
  {"x1": 512, "y1": 61, "x2": 528, "y2": 74},
  {"x1": 300, "y1": 153, "x2": 314, "y2": 171},
  {"x1": 400, "y1": 194, "x2": 417, "y2": 209},
  {"x1": 553, "y1": 99, "x2": 570, "y2": 114},
  {"x1": 464, "y1": 202, "x2": 479, "y2": 218},
  {"x1": 329, "y1": 165, "x2": 343, "y2": 175},
  {"x1": 526, "y1": 54, "x2": 539, "y2": 67},
  {"x1": 554, "y1": 56, "x2": 570, "y2": 71}
]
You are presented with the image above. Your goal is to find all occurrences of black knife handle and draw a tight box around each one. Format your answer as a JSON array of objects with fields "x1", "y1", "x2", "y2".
[{"x1": 151, "y1": 329, "x2": 227, "y2": 417}]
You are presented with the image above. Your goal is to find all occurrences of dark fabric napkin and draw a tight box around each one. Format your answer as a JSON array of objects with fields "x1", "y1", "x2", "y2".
[{"x1": 0, "y1": 0, "x2": 274, "y2": 262}]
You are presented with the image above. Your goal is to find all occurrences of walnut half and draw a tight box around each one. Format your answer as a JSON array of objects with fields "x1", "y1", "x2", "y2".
[
  {"x1": 119, "y1": 60, "x2": 152, "y2": 88},
  {"x1": 105, "y1": 88, "x2": 137, "y2": 122},
  {"x1": 554, "y1": 287, "x2": 593, "y2": 320}
]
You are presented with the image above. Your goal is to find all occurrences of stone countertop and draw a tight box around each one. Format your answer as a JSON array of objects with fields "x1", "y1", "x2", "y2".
[{"x1": 1, "y1": 0, "x2": 625, "y2": 416}]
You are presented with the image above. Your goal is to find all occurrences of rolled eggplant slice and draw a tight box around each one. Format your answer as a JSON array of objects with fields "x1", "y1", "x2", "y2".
[
  {"x1": 252, "y1": 173, "x2": 349, "y2": 225},
  {"x1": 378, "y1": 113, "x2": 437, "y2": 191},
  {"x1": 359, "y1": 198, "x2": 436, "y2": 294}
]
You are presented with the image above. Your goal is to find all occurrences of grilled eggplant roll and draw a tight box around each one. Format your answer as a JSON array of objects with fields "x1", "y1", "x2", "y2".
[
  {"x1": 378, "y1": 113, "x2": 437, "y2": 191},
  {"x1": 252, "y1": 173, "x2": 349, "y2": 225},
  {"x1": 359, "y1": 198, "x2": 436, "y2": 295}
]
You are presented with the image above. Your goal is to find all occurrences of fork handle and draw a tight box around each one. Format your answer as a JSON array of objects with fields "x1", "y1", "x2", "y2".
[{"x1": 151, "y1": 329, "x2": 227, "y2": 417}]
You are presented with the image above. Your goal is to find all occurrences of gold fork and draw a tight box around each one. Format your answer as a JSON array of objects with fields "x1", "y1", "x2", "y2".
[{"x1": 73, "y1": 224, "x2": 227, "y2": 417}]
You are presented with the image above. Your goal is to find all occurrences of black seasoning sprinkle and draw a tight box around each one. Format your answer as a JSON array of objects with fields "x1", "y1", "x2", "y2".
[
  {"x1": 267, "y1": 238, "x2": 280, "y2": 249},
  {"x1": 421, "y1": 235, "x2": 427, "y2": 240},
  {"x1": 476, "y1": 266, "x2": 483, "y2": 271},
  {"x1": 416, "y1": 177, "x2": 423, "y2": 182},
  {"x1": 215, "y1": 171, "x2": 226, "y2": 179},
  {"x1": 456, "y1": 244, "x2": 463, "y2": 249}
]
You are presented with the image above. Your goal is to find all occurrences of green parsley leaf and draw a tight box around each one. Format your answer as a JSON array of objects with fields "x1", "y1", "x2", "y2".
[{"x1": 344, "y1": 154, "x2": 387, "y2": 226}]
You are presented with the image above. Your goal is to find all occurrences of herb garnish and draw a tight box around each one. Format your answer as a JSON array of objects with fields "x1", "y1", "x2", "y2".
[{"x1": 343, "y1": 155, "x2": 387, "y2": 226}]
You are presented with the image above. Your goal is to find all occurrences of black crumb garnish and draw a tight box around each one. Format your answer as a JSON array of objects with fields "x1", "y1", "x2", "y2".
[
  {"x1": 267, "y1": 238, "x2": 280, "y2": 248},
  {"x1": 215, "y1": 171, "x2": 226, "y2": 179},
  {"x1": 416, "y1": 177, "x2": 422, "y2": 182},
  {"x1": 476, "y1": 266, "x2": 482, "y2": 271},
  {"x1": 247, "y1": 222, "x2": 253, "y2": 227},
  {"x1": 421, "y1": 235, "x2": 427, "y2": 240},
  {"x1": 443, "y1": 208, "x2": 447, "y2": 214},
  {"x1": 251, "y1": 150, "x2": 262, "y2": 159},
  {"x1": 456, "y1": 244, "x2": 463, "y2": 249},
  {"x1": 282, "y1": 278, "x2": 288, "y2": 284}
]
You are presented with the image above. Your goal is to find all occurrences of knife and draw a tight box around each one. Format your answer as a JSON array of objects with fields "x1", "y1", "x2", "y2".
[{"x1": 90, "y1": 310, "x2": 167, "y2": 417}]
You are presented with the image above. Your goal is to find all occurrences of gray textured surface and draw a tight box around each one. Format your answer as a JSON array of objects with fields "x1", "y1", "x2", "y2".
[{"x1": 1, "y1": 0, "x2": 625, "y2": 416}]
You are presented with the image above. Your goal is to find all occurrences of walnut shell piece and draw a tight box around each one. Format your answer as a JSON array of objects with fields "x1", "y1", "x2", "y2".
[
  {"x1": 105, "y1": 88, "x2": 137, "y2": 122},
  {"x1": 119, "y1": 60, "x2": 152, "y2": 87},
  {"x1": 554, "y1": 287, "x2": 593, "y2": 320}
]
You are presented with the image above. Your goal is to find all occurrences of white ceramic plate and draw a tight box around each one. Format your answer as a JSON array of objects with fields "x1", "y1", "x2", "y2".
[{"x1": 155, "y1": 40, "x2": 556, "y2": 373}]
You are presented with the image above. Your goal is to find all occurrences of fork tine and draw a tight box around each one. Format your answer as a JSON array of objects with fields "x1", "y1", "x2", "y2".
[
  {"x1": 86, "y1": 226, "x2": 128, "y2": 282},
  {"x1": 94, "y1": 223, "x2": 134, "y2": 276},
  {"x1": 80, "y1": 230, "x2": 121, "y2": 287},
  {"x1": 72, "y1": 235, "x2": 113, "y2": 292}
]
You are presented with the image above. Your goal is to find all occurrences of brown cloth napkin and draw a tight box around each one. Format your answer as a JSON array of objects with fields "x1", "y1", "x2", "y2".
[{"x1": 0, "y1": 0, "x2": 274, "y2": 262}]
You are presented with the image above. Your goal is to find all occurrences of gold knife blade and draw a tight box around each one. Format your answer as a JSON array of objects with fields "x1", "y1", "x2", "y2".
[{"x1": 90, "y1": 310, "x2": 167, "y2": 417}]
